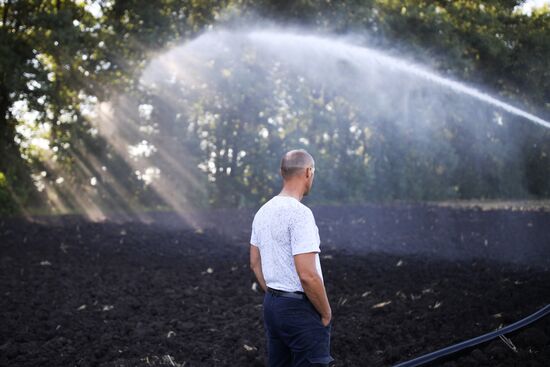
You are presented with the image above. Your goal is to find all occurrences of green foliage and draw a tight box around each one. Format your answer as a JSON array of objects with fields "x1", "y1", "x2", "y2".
[
  {"x1": 0, "y1": 171, "x2": 9, "y2": 210},
  {"x1": 0, "y1": 171, "x2": 18, "y2": 214},
  {"x1": 0, "y1": 0, "x2": 227, "y2": 214},
  {"x1": 0, "y1": 0, "x2": 549, "y2": 214}
]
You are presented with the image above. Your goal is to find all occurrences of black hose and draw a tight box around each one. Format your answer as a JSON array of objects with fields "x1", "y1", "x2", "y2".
[{"x1": 393, "y1": 304, "x2": 550, "y2": 367}]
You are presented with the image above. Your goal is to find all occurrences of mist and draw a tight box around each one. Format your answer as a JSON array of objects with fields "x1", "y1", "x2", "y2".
[{"x1": 87, "y1": 23, "x2": 550, "y2": 221}]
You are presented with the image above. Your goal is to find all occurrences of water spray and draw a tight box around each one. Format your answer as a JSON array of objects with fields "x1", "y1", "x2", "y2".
[{"x1": 247, "y1": 30, "x2": 550, "y2": 129}]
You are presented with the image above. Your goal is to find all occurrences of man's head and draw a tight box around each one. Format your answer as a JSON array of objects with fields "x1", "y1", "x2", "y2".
[{"x1": 280, "y1": 149, "x2": 315, "y2": 196}]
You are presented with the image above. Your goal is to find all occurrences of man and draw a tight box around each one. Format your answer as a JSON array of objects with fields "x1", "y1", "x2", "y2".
[{"x1": 250, "y1": 149, "x2": 334, "y2": 367}]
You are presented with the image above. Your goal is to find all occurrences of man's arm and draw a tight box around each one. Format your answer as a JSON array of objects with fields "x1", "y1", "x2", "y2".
[
  {"x1": 294, "y1": 252, "x2": 332, "y2": 326},
  {"x1": 250, "y1": 244, "x2": 267, "y2": 292}
]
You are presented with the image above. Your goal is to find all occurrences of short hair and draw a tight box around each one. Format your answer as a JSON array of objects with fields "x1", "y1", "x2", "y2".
[{"x1": 280, "y1": 149, "x2": 314, "y2": 180}]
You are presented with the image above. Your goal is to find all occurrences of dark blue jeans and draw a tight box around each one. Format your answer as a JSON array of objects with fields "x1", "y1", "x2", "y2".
[{"x1": 263, "y1": 291, "x2": 334, "y2": 366}]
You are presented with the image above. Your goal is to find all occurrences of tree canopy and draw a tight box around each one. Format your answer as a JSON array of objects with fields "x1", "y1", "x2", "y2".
[{"x1": 0, "y1": 0, "x2": 549, "y2": 215}]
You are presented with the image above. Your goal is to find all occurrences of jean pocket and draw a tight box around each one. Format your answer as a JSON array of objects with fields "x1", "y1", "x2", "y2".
[{"x1": 312, "y1": 309, "x2": 331, "y2": 329}]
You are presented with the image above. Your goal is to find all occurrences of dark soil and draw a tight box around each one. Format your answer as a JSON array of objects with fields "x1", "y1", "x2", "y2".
[{"x1": 1, "y1": 204, "x2": 549, "y2": 366}]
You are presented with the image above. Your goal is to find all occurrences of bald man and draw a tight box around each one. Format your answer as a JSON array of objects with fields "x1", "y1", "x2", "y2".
[{"x1": 250, "y1": 149, "x2": 334, "y2": 367}]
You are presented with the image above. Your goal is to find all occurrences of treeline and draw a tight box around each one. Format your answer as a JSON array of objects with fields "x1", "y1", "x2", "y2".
[{"x1": 0, "y1": 0, "x2": 548, "y2": 214}]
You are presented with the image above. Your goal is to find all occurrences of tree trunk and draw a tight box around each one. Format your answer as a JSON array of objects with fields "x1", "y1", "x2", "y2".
[{"x1": 0, "y1": 84, "x2": 15, "y2": 160}]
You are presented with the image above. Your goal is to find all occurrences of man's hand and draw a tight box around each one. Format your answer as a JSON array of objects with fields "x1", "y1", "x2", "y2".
[
  {"x1": 321, "y1": 315, "x2": 332, "y2": 327},
  {"x1": 250, "y1": 244, "x2": 267, "y2": 292},
  {"x1": 294, "y1": 252, "x2": 331, "y2": 326}
]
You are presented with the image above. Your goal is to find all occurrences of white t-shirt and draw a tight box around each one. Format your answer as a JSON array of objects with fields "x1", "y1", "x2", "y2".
[{"x1": 250, "y1": 195, "x2": 323, "y2": 292}]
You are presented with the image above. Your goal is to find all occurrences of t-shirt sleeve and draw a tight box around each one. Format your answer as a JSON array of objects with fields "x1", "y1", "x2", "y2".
[
  {"x1": 290, "y1": 208, "x2": 320, "y2": 255},
  {"x1": 250, "y1": 219, "x2": 259, "y2": 247}
]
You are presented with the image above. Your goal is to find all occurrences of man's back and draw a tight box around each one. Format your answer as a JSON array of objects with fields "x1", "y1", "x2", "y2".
[
  {"x1": 251, "y1": 195, "x2": 323, "y2": 293},
  {"x1": 249, "y1": 149, "x2": 334, "y2": 366}
]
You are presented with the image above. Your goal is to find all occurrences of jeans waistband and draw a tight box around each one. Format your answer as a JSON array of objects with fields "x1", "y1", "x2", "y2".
[{"x1": 267, "y1": 287, "x2": 306, "y2": 300}]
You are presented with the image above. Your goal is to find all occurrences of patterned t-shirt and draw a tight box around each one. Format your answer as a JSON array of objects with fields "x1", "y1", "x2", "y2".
[{"x1": 250, "y1": 195, "x2": 323, "y2": 292}]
